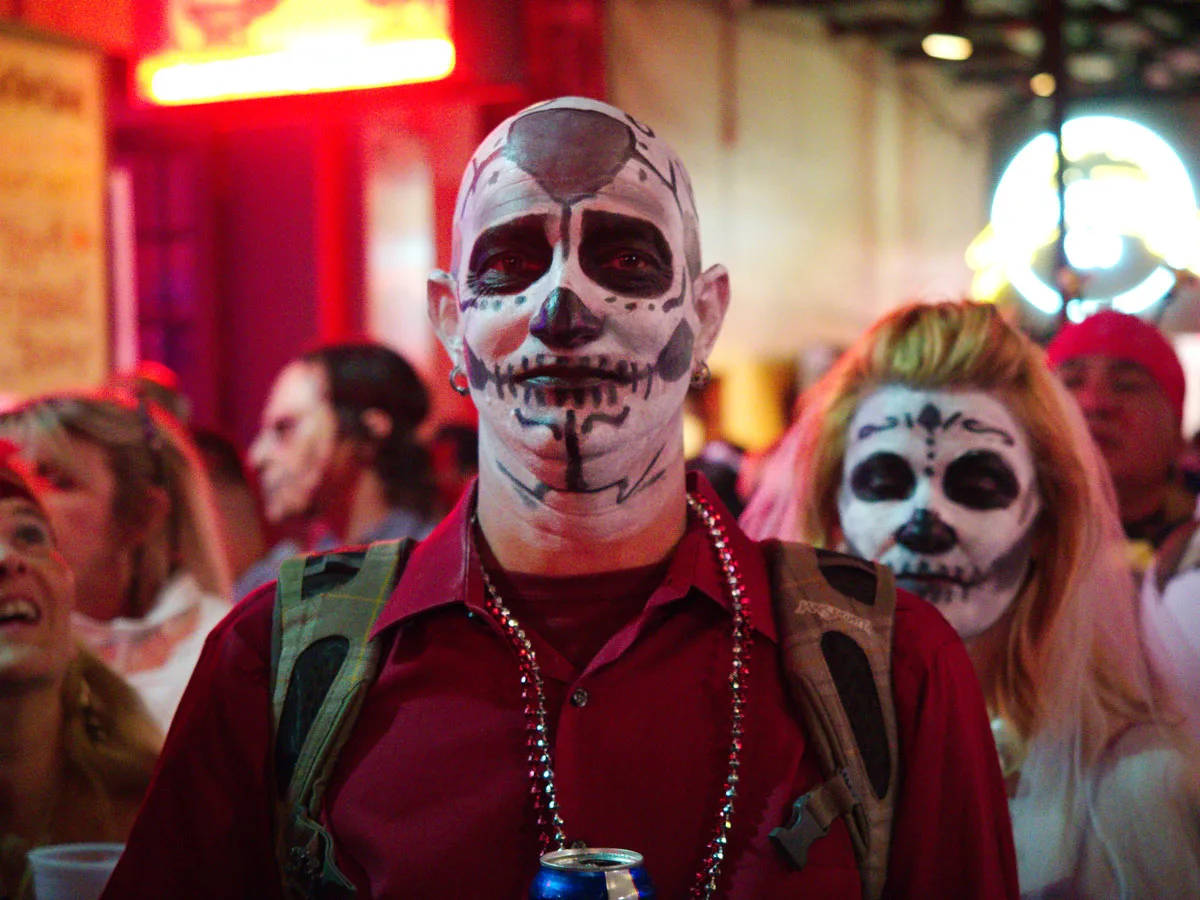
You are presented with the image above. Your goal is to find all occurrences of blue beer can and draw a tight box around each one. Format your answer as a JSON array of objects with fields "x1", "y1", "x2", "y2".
[{"x1": 529, "y1": 847, "x2": 656, "y2": 900}]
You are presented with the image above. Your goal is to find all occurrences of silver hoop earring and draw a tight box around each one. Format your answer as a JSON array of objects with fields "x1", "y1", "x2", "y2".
[
  {"x1": 449, "y1": 366, "x2": 470, "y2": 396},
  {"x1": 689, "y1": 361, "x2": 711, "y2": 391}
]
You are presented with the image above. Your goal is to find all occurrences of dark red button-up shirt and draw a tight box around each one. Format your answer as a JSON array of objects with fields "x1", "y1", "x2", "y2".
[{"x1": 102, "y1": 475, "x2": 1017, "y2": 899}]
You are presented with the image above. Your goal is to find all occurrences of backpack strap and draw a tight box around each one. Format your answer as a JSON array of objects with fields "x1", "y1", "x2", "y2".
[
  {"x1": 763, "y1": 540, "x2": 899, "y2": 900},
  {"x1": 270, "y1": 538, "x2": 413, "y2": 900}
]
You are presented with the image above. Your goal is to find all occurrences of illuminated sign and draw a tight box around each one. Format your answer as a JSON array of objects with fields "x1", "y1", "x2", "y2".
[
  {"x1": 967, "y1": 116, "x2": 1200, "y2": 320},
  {"x1": 136, "y1": 0, "x2": 455, "y2": 106}
]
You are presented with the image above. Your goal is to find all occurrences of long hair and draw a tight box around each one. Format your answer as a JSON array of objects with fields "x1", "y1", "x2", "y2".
[
  {"x1": 60, "y1": 647, "x2": 162, "y2": 828},
  {"x1": 742, "y1": 301, "x2": 1162, "y2": 758},
  {"x1": 0, "y1": 391, "x2": 231, "y2": 616},
  {"x1": 301, "y1": 342, "x2": 436, "y2": 516}
]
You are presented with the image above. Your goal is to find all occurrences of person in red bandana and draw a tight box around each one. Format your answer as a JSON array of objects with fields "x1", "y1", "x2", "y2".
[
  {"x1": 99, "y1": 98, "x2": 1016, "y2": 900},
  {"x1": 1048, "y1": 311, "x2": 1200, "y2": 738},
  {"x1": 1046, "y1": 310, "x2": 1194, "y2": 574}
]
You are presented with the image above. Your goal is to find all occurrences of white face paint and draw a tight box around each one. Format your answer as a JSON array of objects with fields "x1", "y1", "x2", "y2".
[
  {"x1": 248, "y1": 361, "x2": 339, "y2": 524},
  {"x1": 442, "y1": 97, "x2": 723, "y2": 507},
  {"x1": 837, "y1": 386, "x2": 1042, "y2": 639}
]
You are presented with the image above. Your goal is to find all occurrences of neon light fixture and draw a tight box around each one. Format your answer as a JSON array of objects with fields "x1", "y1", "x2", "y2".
[
  {"x1": 968, "y1": 115, "x2": 1200, "y2": 315},
  {"x1": 136, "y1": 0, "x2": 455, "y2": 106}
]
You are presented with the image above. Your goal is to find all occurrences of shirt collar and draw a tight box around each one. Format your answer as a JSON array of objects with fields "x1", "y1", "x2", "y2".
[{"x1": 371, "y1": 472, "x2": 776, "y2": 644}]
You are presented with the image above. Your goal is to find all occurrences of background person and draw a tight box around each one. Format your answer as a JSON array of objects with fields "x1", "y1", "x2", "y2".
[
  {"x1": 191, "y1": 427, "x2": 268, "y2": 586},
  {"x1": 0, "y1": 392, "x2": 231, "y2": 731},
  {"x1": 1046, "y1": 309, "x2": 1194, "y2": 574},
  {"x1": 236, "y1": 341, "x2": 439, "y2": 599},
  {"x1": 742, "y1": 300, "x2": 1200, "y2": 897},
  {"x1": 0, "y1": 444, "x2": 161, "y2": 900}
]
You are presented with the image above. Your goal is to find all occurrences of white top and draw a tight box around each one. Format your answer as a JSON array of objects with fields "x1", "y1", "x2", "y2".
[
  {"x1": 1142, "y1": 538, "x2": 1200, "y2": 738},
  {"x1": 71, "y1": 573, "x2": 232, "y2": 732},
  {"x1": 1012, "y1": 724, "x2": 1200, "y2": 898}
]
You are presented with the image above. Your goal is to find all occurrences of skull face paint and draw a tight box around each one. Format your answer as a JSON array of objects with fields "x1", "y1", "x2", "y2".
[
  {"x1": 444, "y1": 98, "x2": 717, "y2": 504},
  {"x1": 837, "y1": 386, "x2": 1042, "y2": 639}
]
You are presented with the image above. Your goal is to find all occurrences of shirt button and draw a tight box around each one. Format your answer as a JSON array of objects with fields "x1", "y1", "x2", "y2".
[{"x1": 570, "y1": 688, "x2": 589, "y2": 708}]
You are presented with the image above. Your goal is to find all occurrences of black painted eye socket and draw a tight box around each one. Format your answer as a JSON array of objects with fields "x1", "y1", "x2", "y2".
[
  {"x1": 580, "y1": 210, "x2": 673, "y2": 298},
  {"x1": 473, "y1": 252, "x2": 549, "y2": 294},
  {"x1": 849, "y1": 452, "x2": 916, "y2": 502},
  {"x1": 943, "y1": 450, "x2": 1020, "y2": 510},
  {"x1": 466, "y1": 215, "x2": 553, "y2": 296}
]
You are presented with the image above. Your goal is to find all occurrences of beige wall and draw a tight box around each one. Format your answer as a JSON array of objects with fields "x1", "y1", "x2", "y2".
[{"x1": 608, "y1": 0, "x2": 1002, "y2": 367}]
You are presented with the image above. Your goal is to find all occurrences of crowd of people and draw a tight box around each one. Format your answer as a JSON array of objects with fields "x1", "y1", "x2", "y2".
[{"x1": 0, "y1": 95, "x2": 1197, "y2": 899}]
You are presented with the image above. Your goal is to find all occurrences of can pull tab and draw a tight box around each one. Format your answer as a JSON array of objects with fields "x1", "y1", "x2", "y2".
[
  {"x1": 604, "y1": 868, "x2": 642, "y2": 900},
  {"x1": 769, "y1": 769, "x2": 858, "y2": 870}
]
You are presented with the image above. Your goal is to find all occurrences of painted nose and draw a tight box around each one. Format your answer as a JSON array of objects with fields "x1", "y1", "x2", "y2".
[
  {"x1": 529, "y1": 288, "x2": 605, "y2": 349},
  {"x1": 895, "y1": 508, "x2": 958, "y2": 555}
]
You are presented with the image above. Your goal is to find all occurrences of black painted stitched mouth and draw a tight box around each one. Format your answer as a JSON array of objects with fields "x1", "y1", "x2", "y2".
[
  {"x1": 514, "y1": 365, "x2": 632, "y2": 386},
  {"x1": 895, "y1": 565, "x2": 978, "y2": 588}
]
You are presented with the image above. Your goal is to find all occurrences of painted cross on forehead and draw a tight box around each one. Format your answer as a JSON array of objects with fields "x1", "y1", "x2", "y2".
[
  {"x1": 837, "y1": 387, "x2": 1042, "y2": 640},
  {"x1": 440, "y1": 98, "x2": 723, "y2": 505}
]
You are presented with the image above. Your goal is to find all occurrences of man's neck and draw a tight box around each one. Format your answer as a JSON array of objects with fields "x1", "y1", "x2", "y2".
[
  {"x1": 0, "y1": 679, "x2": 65, "y2": 839},
  {"x1": 1116, "y1": 478, "x2": 1171, "y2": 529},
  {"x1": 475, "y1": 447, "x2": 690, "y2": 576},
  {"x1": 319, "y1": 469, "x2": 393, "y2": 545},
  {"x1": 343, "y1": 469, "x2": 395, "y2": 544}
]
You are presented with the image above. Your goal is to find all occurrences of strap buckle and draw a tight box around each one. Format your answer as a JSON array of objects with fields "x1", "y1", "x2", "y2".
[{"x1": 770, "y1": 793, "x2": 830, "y2": 870}]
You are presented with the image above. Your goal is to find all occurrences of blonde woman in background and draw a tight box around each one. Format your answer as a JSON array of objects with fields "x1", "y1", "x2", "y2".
[
  {"x1": 0, "y1": 392, "x2": 231, "y2": 731},
  {"x1": 742, "y1": 300, "x2": 1200, "y2": 898},
  {"x1": 0, "y1": 444, "x2": 161, "y2": 900}
]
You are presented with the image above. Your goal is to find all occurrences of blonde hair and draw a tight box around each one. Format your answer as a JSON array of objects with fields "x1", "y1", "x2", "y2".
[
  {"x1": 745, "y1": 300, "x2": 1160, "y2": 758},
  {"x1": 61, "y1": 648, "x2": 163, "y2": 822},
  {"x1": 0, "y1": 391, "x2": 231, "y2": 615}
]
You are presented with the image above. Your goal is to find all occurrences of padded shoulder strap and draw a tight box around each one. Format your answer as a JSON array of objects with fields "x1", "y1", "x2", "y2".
[
  {"x1": 270, "y1": 538, "x2": 413, "y2": 900},
  {"x1": 763, "y1": 540, "x2": 899, "y2": 900}
]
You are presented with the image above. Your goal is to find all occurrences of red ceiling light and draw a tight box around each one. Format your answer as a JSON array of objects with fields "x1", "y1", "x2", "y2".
[{"x1": 135, "y1": 0, "x2": 456, "y2": 106}]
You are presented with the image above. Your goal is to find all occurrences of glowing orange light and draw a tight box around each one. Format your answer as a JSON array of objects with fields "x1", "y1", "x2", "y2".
[{"x1": 136, "y1": 0, "x2": 455, "y2": 105}]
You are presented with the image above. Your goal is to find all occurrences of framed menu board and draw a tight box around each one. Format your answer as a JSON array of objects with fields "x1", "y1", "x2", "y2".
[{"x1": 0, "y1": 27, "x2": 106, "y2": 398}]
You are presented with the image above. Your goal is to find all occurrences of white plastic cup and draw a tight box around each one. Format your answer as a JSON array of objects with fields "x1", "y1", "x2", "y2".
[{"x1": 26, "y1": 842, "x2": 124, "y2": 900}]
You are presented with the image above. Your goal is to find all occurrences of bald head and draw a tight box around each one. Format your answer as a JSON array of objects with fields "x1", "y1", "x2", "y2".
[{"x1": 452, "y1": 97, "x2": 702, "y2": 281}]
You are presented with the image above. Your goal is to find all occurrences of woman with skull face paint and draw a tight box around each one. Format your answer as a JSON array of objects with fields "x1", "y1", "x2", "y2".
[{"x1": 742, "y1": 300, "x2": 1200, "y2": 898}]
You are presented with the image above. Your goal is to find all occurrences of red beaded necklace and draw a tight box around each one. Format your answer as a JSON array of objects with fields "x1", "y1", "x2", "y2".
[{"x1": 475, "y1": 493, "x2": 751, "y2": 899}]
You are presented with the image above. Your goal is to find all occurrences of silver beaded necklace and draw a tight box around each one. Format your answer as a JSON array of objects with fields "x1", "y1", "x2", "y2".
[{"x1": 475, "y1": 492, "x2": 751, "y2": 899}]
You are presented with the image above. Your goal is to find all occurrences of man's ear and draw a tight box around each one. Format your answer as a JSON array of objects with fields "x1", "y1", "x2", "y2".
[
  {"x1": 360, "y1": 408, "x2": 393, "y2": 443},
  {"x1": 428, "y1": 269, "x2": 463, "y2": 363},
  {"x1": 692, "y1": 264, "x2": 730, "y2": 362}
]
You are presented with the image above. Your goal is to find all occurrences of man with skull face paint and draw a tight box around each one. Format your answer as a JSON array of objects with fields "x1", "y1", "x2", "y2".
[
  {"x1": 743, "y1": 300, "x2": 1200, "y2": 898},
  {"x1": 100, "y1": 101, "x2": 1017, "y2": 900}
]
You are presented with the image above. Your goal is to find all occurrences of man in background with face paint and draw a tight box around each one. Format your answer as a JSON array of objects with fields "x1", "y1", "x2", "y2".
[
  {"x1": 235, "y1": 341, "x2": 440, "y2": 600},
  {"x1": 743, "y1": 300, "x2": 1200, "y2": 896},
  {"x1": 101, "y1": 100, "x2": 1017, "y2": 900}
]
